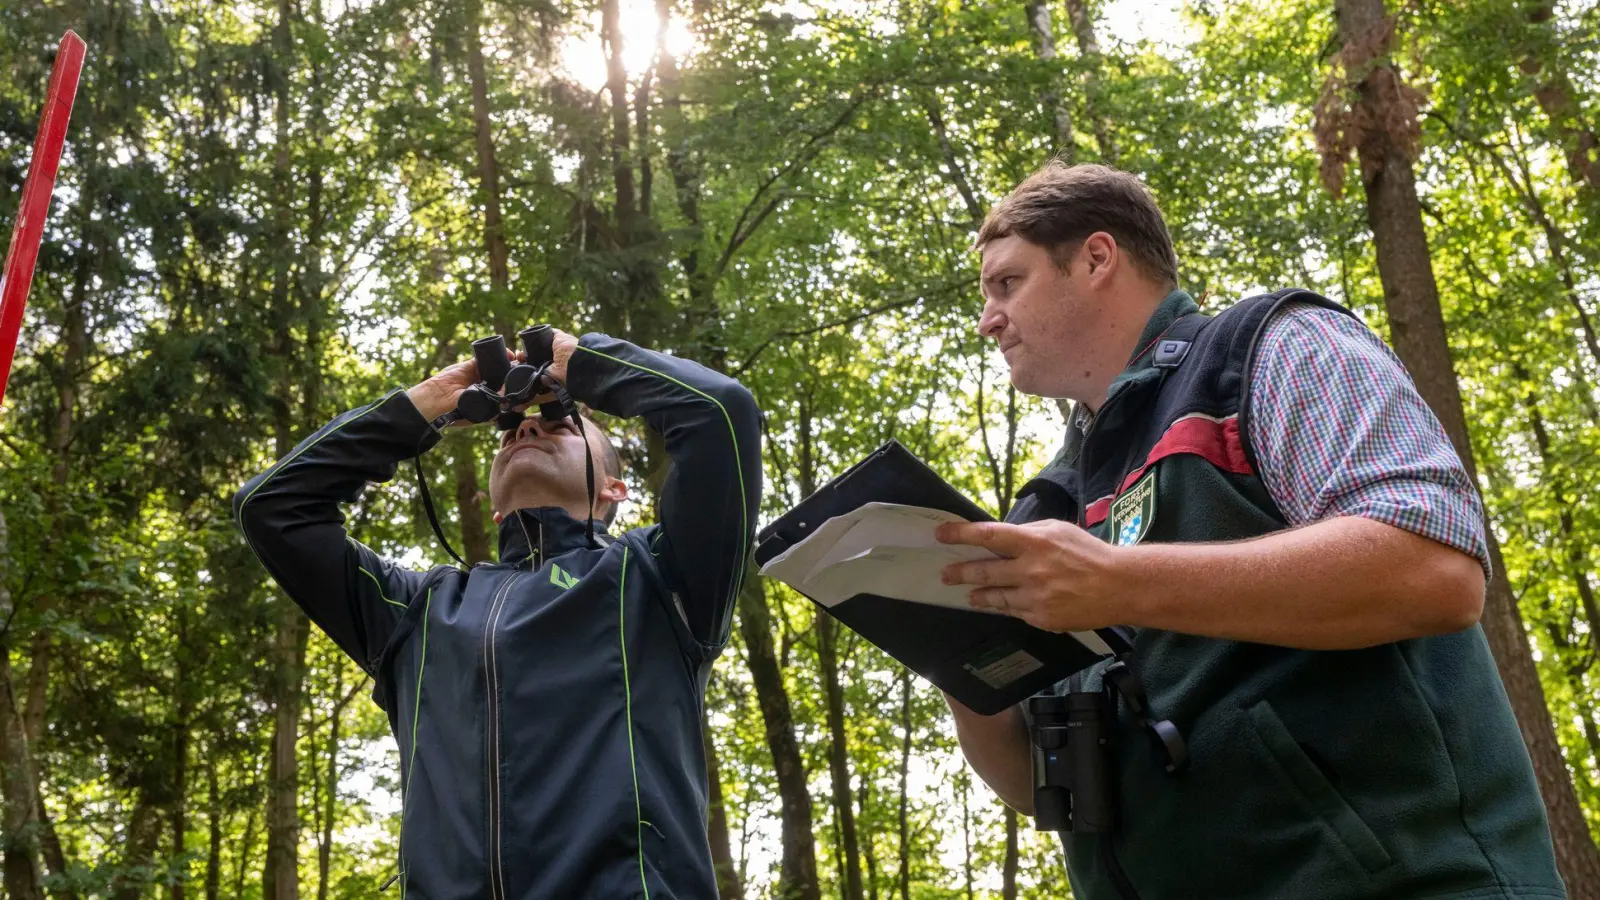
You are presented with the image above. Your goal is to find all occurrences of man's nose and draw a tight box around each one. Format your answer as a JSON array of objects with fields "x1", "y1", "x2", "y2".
[
  {"x1": 515, "y1": 417, "x2": 542, "y2": 442},
  {"x1": 978, "y1": 302, "x2": 1006, "y2": 339}
]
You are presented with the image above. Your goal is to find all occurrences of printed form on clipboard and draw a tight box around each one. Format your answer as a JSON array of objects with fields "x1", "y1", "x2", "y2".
[
  {"x1": 752, "y1": 439, "x2": 1129, "y2": 714},
  {"x1": 758, "y1": 502, "x2": 1114, "y2": 657}
]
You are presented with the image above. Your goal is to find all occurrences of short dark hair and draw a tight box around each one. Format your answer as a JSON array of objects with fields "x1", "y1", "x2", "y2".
[{"x1": 974, "y1": 161, "x2": 1178, "y2": 286}]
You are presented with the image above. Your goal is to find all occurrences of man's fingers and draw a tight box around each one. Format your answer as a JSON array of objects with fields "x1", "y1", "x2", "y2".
[
  {"x1": 942, "y1": 557, "x2": 1025, "y2": 587},
  {"x1": 935, "y1": 521, "x2": 1034, "y2": 555},
  {"x1": 969, "y1": 586, "x2": 1021, "y2": 614}
]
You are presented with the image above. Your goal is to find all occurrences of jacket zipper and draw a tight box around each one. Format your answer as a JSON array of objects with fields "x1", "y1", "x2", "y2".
[{"x1": 483, "y1": 559, "x2": 527, "y2": 900}]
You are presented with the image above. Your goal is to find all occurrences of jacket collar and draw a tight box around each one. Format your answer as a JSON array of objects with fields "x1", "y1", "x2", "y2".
[
  {"x1": 1103, "y1": 288, "x2": 1200, "y2": 404},
  {"x1": 496, "y1": 507, "x2": 608, "y2": 565}
]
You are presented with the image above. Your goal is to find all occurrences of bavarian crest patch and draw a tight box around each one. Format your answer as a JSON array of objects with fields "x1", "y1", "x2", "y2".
[{"x1": 1109, "y1": 470, "x2": 1157, "y2": 546}]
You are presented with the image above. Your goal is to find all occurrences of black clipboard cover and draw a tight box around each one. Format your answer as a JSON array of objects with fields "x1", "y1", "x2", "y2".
[{"x1": 754, "y1": 440, "x2": 1129, "y2": 714}]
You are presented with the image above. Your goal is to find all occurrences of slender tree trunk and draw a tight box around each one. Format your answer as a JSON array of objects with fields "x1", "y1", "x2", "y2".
[
  {"x1": 2, "y1": 87, "x2": 99, "y2": 900},
  {"x1": 0, "y1": 620, "x2": 44, "y2": 900},
  {"x1": 234, "y1": 802, "x2": 259, "y2": 900},
  {"x1": 896, "y1": 671, "x2": 911, "y2": 900},
  {"x1": 205, "y1": 755, "x2": 222, "y2": 900},
  {"x1": 602, "y1": 0, "x2": 637, "y2": 225},
  {"x1": 737, "y1": 579, "x2": 820, "y2": 900},
  {"x1": 1334, "y1": 2, "x2": 1600, "y2": 894},
  {"x1": 796, "y1": 398, "x2": 864, "y2": 900},
  {"x1": 860, "y1": 781, "x2": 879, "y2": 900},
  {"x1": 452, "y1": 444, "x2": 492, "y2": 564},
  {"x1": 961, "y1": 777, "x2": 974, "y2": 900},
  {"x1": 263, "y1": 0, "x2": 305, "y2": 893},
  {"x1": 1518, "y1": 1, "x2": 1600, "y2": 200},
  {"x1": 454, "y1": 0, "x2": 504, "y2": 554},
  {"x1": 1002, "y1": 808, "x2": 1019, "y2": 900},
  {"x1": 171, "y1": 633, "x2": 192, "y2": 900},
  {"x1": 1063, "y1": 0, "x2": 1117, "y2": 164},
  {"x1": 702, "y1": 707, "x2": 741, "y2": 899},
  {"x1": 316, "y1": 668, "x2": 346, "y2": 900},
  {"x1": 1023, "y1": 0, "x2": 1074, "y2": 157},
  {"x1": 112, "y1": 790, "x2": 164, "y2": 900},
  {"x1": 817, "y1": 618, "x2": 863, "y2": 900},
  {"x1": 463, "y1": 0, "x2": 511, "y2": 327}
]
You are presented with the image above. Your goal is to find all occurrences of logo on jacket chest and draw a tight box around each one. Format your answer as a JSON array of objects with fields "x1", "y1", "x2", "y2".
[
  {"x1": 550, "y1": 564, "x2": 579, "y2": 590},
  {"x1": 1109, "y1": 470, "x2": 1157, "y2": 546}
]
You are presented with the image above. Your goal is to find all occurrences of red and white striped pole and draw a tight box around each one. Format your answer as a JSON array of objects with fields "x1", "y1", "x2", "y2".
[{"x1": 0, "y1": 31, "x2": 87, "y2": 407}]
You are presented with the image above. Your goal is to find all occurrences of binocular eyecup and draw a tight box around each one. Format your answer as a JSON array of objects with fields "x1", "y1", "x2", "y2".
[{"x1": 455, "y1": 325, "x2": 572, "y2": 430}]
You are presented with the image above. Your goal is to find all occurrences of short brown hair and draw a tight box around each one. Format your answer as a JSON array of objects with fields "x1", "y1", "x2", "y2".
[{"x1": 975, "y1": 162, "x2": 1178, "y2": 286}]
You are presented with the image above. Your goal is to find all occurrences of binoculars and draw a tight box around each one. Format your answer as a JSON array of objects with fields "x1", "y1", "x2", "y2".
[
  {"x1": 455, "y1": 325, "x2": 576, "y2": 431},
  {"x1": 1029, "y1": 691, "x2": 1115, "y2": 834}
]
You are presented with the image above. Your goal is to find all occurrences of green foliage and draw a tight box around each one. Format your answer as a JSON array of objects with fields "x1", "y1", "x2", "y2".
[{"x1": 2, "y1": 0, "x2": 1599, "y2": 896}]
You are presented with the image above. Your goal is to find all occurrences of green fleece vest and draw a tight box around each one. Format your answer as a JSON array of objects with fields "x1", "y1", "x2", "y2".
[{"x1": 1007, "y1": 290, "x2": 1564, "y2": 900}]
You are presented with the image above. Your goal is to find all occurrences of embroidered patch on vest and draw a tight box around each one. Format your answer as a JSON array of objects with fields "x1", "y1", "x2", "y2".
[{"x1": 1110, "y1": 469, "x2": 1157, "y2": 546}]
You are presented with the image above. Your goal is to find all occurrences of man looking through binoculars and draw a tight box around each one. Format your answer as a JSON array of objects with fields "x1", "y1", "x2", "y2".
[{"x1": 234, "y1": 327, "x2": 762, "y2": 899}]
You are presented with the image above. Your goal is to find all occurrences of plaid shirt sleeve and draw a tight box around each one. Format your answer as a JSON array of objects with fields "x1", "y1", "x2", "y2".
[{"x1": 1246, "y1": 302, "x2": 1491, "y2": 578}]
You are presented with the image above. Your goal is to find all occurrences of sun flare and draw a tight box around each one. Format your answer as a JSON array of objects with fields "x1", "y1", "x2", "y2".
[{"x1": 557, "y1": 0, "x2": 696, "y2": 92}]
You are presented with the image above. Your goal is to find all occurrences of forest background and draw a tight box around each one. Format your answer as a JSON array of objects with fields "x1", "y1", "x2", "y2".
[{"x1": 2, "y1": 0, "x2": 1599, "y2": 897}]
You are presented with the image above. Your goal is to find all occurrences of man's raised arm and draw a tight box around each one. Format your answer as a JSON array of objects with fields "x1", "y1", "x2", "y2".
[
  {"x1": 234, "y1": 390, "x2": 444, "y2": 675},
  {"x1": 566, "y1": 333, "x2": 763, "y2": 647}
]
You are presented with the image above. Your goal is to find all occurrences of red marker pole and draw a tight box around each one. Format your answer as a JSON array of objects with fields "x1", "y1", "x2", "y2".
[{"x1": 0, "y1": 31, "x2": 87, "y2": 407}]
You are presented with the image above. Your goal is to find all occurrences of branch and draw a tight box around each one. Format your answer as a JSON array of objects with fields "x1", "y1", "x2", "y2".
[
  {"x1": 733, "y1": 275, "x2": 976, "y2": 375},
  {"x1": 712, "y1": 91, "x2": 874, "y2": 282}
]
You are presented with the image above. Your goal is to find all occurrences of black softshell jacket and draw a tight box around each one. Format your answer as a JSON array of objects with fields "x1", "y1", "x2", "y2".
[{"x1": 234, "y1": 334, "x2": 762, "y2": 899}]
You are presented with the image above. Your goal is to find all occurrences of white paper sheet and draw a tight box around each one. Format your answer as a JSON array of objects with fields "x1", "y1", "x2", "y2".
[
  {"x1": 758, "y1": 502, "x2": 999, "y2": 612},
  {"x1": 758, "y1": 502, "x2": 1117, "y2": 655}
]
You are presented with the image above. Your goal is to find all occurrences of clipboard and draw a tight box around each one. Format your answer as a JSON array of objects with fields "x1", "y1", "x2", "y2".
[{"x1": 754, "y1": 440, "x2": 1129, "y2": 715}]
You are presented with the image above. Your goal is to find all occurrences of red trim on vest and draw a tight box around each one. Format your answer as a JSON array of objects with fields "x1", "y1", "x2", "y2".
[{"x1": 1084, "y1": 414, "x2": 1252, "y2": 526}]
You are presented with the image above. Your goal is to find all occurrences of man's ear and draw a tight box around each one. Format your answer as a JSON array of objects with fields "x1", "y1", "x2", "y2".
[
  {"x1": 1083, "y1": 232, "x2": 1118, "y2": 282},
  {"x1": 601, "y1": 476, "x2": 629, "y2": 507}
]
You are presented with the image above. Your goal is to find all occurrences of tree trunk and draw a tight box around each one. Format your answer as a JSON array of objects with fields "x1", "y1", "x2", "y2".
[
  {"x1": 112, "y1": 790, "x2": 164, "y2": 900},
  {"x1": 817, "y1": 616, "x2": 863, "y2": 900},
  {"x1": 263, "y1": 0, "x2": 306, "y2": 893},
  {"x1": 798, "y1": 396, "x2": 864, "y2": 900},
  {"x1": 316, "y1": 668, "x2": 346, "y2": 900},
  {"x1": 452, "y1": 443, "x2": 492, "y2": 564},
  {"x1": 960, "y1": 776, "x2": 974, "y2": 900},
  {"x1": 860, "y1": 781, "x2": 879, "y2": 900},
  {"x1": 463, "y1": 0, "x2": 511, "y2": 330},
  {"x1": 1023, "y1": 0, "x2": 1074, "y2": 157},
  {"x1": 171, "y1": 645, "x2": 192, "y2": 900},
  {"x1": 896, "y1": 671, "x2": 912, "y2": 900},
  {"x1": 263, "y1": 609, "x2": 309, "y2": 900},
  {"x1": 602, "y1": 0, "x2": 637, "y2": 226},
  {"x1": 1518, "y1": 2, "x2": 1600, "y2": 200},
  {"x1": 0, "y1": 573, "x2": 44, "y2": 900},
  {"x1": 1334, "y1": 1, "x2": 1600, "y2": 894},
  {"x1": 702, "y1": 707, "x2": 741, "y2": 899},
  {"x1": 1063, "y1": 0, "x2": 1117, "y2": 164},
  {"x1": 737, "y1": 578, "x2": 820, "y2": 900},
  {"x1": 1002, "y1": 808, "x2": 1019, "y2": 900},
  {"x1": 235, "y1": 801, "x2": 259, "y2": 900},
  {"x1": 205, "y1": 755, "x2": 222, "y2": 900},
  {"x1": 4, "y1": 126, "x2": 99, "y2": 900}
]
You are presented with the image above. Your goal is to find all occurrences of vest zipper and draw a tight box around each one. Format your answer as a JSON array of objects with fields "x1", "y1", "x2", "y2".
[{"x1": 483, "y1": 569, "x2": 524, "y2": 900}]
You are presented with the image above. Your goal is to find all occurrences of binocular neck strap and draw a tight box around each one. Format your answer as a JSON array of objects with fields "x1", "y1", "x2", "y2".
[{"x1": 412, "y1": 441, "x2": 467, "y2": 566}]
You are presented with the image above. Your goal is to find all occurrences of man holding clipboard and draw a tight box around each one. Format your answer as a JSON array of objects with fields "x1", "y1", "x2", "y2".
[{"x1": 932, "y1": 162, "x2": 1563, "y2": 900}]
